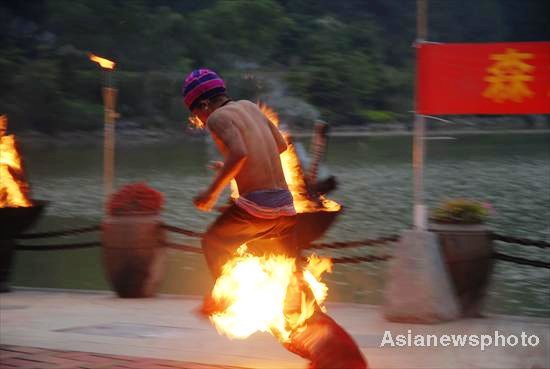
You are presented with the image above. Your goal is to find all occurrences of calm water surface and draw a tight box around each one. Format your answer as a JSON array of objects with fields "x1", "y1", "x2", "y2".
[{"x1": 12, "y1": 132, "x2": 550, "y2": 317}]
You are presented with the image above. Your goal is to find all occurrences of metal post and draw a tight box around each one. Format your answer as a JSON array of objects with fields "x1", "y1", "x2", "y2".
[{"x1": 413, "y1": 0, "x2": 428, "y2": 230}]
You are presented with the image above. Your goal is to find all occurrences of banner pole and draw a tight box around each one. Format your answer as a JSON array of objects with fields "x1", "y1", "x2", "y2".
[{"x1": 414, "y1": 0, "x2": 428, "y2": 230}]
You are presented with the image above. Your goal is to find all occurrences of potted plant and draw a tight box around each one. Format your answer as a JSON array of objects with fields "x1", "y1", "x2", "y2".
[
  {"x1": 102, "y1": 183, "x2": 166, "y2": 298},
  {"x1": 429, "y1": 198, "x2": 494, "y2": 317}
]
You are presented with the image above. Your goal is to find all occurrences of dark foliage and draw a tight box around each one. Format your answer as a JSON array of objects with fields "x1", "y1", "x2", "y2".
[{"x1": 1, "y1": 0, "x2": 548, "y2": 132}]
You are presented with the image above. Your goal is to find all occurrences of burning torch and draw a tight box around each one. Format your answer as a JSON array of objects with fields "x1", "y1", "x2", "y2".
[{"x1": 89, "y1": 53, "x2": 119, "y2": 205}]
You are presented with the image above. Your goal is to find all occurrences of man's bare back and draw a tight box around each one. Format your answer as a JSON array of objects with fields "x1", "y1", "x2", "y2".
[{"x1": 207, "y1": 100, "x2": 288, "y2": 195}]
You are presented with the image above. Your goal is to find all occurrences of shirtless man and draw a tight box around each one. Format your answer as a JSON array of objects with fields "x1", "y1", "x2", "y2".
[
  {"x1": 181, "y1": 68, "x2": 296, "y2": 279},
  {"x1": 181, "y1": 69, "x2": 367, "y2": 369}
]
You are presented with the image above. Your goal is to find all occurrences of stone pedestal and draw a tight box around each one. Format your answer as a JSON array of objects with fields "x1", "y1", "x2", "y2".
[
  {"x1": 0, "y1": 239, "x2": 15, "y2": 293},
  {"x1": 384, "y1": 230, "x2": 460, "y2": 323}
]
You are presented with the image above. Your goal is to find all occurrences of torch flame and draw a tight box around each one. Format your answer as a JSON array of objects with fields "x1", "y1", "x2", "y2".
[
  {"x1": 209, "y1": 248, "x2": 332, "y2": 342},
  {"x1": 0, "y1": 115, "x2": 32, "y2": 207},
  {"x1": 257, "y1": 102, "x2": 341, "y2": 213},
  {"x1": 89, "y1": 53, "x2": 116, "y2": 70}
]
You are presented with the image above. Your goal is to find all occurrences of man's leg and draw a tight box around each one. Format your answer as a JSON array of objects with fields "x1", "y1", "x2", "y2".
[
  {"x1": 201, "y1": 207, "x2": 297, "y2": 317},
  {"x1": 286, "y1": 310, "x2": 368, "y2": 369},
  {"x1": 202, "y1": 205, "x2": 285, "y2": 279},
  {"x1": 245, "y1": 215, "x2": 298, "y2": 258}
]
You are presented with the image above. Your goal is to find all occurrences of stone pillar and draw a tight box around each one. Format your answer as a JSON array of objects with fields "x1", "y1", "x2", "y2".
[{"x1": 384, "y1": 230, "x2": 460, "y2": 323}]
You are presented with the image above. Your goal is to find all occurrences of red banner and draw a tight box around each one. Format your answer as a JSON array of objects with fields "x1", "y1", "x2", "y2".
[{"x1": 417, "y1": 42, "x2": 550, "y2": 115}]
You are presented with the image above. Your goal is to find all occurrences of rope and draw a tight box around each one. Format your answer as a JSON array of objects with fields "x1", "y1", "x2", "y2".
[
  {"x1": 160, "y1": 224, "x2": 203, "y2": 238},
  {"x1": 309, "y1": 235, "x2": 399, "y2": 250},
  {"x1": 161, "y1": 239, "x2": 394, "y2": 265},
  {"x1": 15, "y1": 241, "x2": 101, "y2": 251},
  {"x1": 16, "y1": 225, "x2": 101, "y2": 239},
  {"x1": 160, "y1": 224, "x2": 400, "y2": 252},
  {"x1": 15, "y1": 222, "x2": 549, "y2": 270},
  {"x1": 493, "y1": 252, "x2": 550, "y2": 269},
  {"x1": 162, "y1": 241, "x2": 203, "y2": 254},
  {"x1": 491, "y1": 233, "x2": 550, "y2": 249},
  {"x1": 331, "y1": 254, "x2": 393, "y2": 264}
]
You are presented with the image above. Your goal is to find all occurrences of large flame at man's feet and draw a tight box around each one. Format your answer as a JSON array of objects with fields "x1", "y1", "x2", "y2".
[
  {"x1": 0, "y1": 115, "x2": 32, "y2": 208},
  {"x1": 203, "y1": 247, "x2": 367, "y2": 368},
  {"x1": 206, "y1": 246, "x2": 331, "y2": 342}
]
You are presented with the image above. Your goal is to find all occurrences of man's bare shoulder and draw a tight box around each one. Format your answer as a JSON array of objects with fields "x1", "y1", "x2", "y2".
[
  {"x1": 229, "y1": 100, "x2": 261, "y2": 115},
  {"x1": 206, "y1": 107, "x2": 233, "y2": 131},
  {"x1": 207, "y1": 100, "x2": 257, "y2": 128},
  {"x1": 238, "y1": 100, "x2": 258, "y2": 109}
]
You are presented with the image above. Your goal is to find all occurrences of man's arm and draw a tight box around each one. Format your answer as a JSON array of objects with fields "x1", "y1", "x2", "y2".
[
  {"x1": 266, "y1": 118, "x2": 288, "y2": 154},
  {"x1": 194, "y1": 118, "x2": 247, "y2": 211}
]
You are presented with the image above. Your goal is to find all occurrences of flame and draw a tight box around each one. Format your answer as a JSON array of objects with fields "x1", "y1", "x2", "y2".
[
  {"x1": 0, "y1": 115, "x2": 32, "y2": 207},
  {"x1": 209, "y1": 246, "x2": 332, "y2": 342},
  {"x1": 89, "y1": 53, "x2": 116, "y2": 70},
  {"x1": 188, "y1": 115, "x2": 205, "y2": 129},
  {"x1": 230, "y1": 179, "x2": 239, "y2": 200},
  {"x1": 257, "y1": 102, "x2": 341, "y2": 213}
]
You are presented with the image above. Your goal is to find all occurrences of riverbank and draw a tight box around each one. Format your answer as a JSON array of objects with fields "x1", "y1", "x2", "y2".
[
  {"x1": 1, "y1": 289, "x2": 548, "y2": 369},
  {"x1": 13, "y1": 127, "x2": 550, "y2": 147}
]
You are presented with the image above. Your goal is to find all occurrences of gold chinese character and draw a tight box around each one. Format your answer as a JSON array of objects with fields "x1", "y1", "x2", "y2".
[{"x1": 483, "y1": 48, "x2": 535, "y2": 103}]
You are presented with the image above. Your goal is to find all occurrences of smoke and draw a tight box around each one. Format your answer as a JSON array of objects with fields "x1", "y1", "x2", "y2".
[{"x1": 257, "y1": 76, "x2": 320, "y2": 129}]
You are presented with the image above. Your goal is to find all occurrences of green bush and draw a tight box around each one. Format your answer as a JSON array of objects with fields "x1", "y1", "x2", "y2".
[
  {"x1": 58, "y1": 99, "x2": 103, "y2": 131},
  {"x1": 10, "y1": 59, "x2": 63, "y2": 133},
  {"x1": 358, "y1": 110, "x2": 395, "y2": 123},
  {"x1": 430, "y1": 198, "x2": 491, "y2": 225},
  {"x1": 143, "y1": 71, "x2": 180, "y2": 118},
  {"x1": 117, "y1": 71, "x2": 145, "y2": 117}
]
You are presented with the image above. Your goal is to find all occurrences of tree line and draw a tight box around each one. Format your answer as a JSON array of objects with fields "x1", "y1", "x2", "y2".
[{"x1": 1, "y1": 0, "x2": 548, "y2": 133}]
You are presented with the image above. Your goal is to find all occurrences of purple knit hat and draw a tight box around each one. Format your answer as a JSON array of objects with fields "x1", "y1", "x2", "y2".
[{"x1": 182, "y1": 68, "x2": 226, "y2": 110}]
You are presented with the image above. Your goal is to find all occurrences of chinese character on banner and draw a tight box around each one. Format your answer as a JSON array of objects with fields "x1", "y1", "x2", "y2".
[
  {"x1": 483, "y1": 48, "x2": 535, "y2": 103},
  {"x1": 417, "y1": 42, "x2": 550, "y2": 115}
]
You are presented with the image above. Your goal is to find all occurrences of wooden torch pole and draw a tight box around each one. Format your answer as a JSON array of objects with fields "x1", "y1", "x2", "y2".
[{"x1": 102, "y1": 71, "x2": 117, "y2": 204}]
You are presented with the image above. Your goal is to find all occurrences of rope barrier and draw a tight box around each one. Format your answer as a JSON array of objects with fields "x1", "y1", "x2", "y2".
[
  {"x1": 160, "y1": 240, "x2": 393, "y2": 264},
  {"x1": 160, "y1": 224, "x2": 203, "y2": 238},
  {"x1": 15, "y1": 241, "x2": 101, "y2": 251},
  {"x1": 331, "y1": 254, "x2": 393, "y2": 264},
  {"x1": 491, "y1": 233, "x2": 550, "y2": 249},
  {"x1": 10, "y1": 222, "x2": 549, "y2": 270},
  {"x1": 16, "y1": 225, "x2": 101, "y2": 239},
  {"x1": 10, "y1": 222, "x2": 549, "y2": 252},
  {"x1": 309, "y1": 235, "x2": 399, "y2": 250},
  {"x1": 162, "y1": 241, "x2": 203, "y2": 254},
  {"x1": 492, "y1": 252, "x2": 550, "y2": 269},
  {"x1": 161, "y1": 223, "x2": 399, "y2": 250}
]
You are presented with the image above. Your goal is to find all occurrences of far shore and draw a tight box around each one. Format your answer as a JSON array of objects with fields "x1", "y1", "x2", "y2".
[
  {"x1": 13, "y1": 127, "x2": 550, "y2": 146},
  {"x1": 294, "y1": 128, "x2": 550, "y2": 138}
]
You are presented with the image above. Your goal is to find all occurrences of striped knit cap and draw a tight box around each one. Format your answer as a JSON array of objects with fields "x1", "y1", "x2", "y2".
[{"x1": 182, "y1": 68, "x2": 226, "y2": 110}]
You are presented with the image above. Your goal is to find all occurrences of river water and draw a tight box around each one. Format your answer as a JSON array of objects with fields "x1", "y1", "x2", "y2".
[{"x1": 12, "y1": 132, "x2": 550, "y2": 317}]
